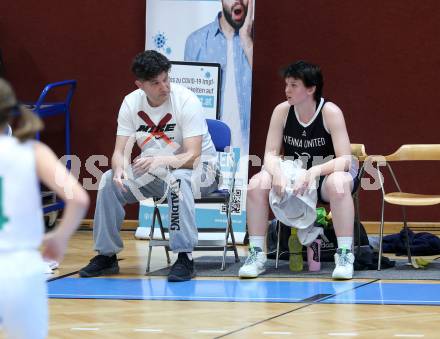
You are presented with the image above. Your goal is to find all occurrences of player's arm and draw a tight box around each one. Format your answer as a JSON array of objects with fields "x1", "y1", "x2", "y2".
[
  {"x1": 113, "y1": 97, "x2": 136, "y2": 190},
  {"x1": 239, "y1": 0, "x2": 254, "y2": 67},
  {"x1": 263, "y1": 102, "x2": 288, "y2": 175},
  {"x1": 263, "y1": 101, "x2": 289, "y2": 196},
  {"x1": 313, "y1": 102, "x2": 352, "y2": 177},
  {"x1": 111, "y1": 135, "x2": 132, "y2": 191},
  {"x1": 35, "y1": 142, "x2": 89, "y2": 262}
]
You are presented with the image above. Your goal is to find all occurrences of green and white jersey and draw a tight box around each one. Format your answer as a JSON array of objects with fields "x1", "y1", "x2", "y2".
[{"x1": 0, "y1": 136, "x2": 43, "y2": 251}]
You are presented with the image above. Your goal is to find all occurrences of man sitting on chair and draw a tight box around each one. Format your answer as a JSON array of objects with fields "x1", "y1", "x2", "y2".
[{"x1": 79, "y1": 50, "x2": 219, "y2": 282}]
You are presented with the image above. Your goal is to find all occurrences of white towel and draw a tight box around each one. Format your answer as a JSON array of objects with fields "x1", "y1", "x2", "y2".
[
  {"x1": 297, "y1": 225, "x2": 324, "y2": 247},
  {"x1": 269, "y1": 159, "x2": 322, "y2": 246}
]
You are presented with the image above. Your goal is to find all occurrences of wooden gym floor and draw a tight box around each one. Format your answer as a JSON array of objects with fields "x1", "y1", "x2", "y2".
[{"x1": 2, "y1": 230, "x2": 440, "y2": 339}]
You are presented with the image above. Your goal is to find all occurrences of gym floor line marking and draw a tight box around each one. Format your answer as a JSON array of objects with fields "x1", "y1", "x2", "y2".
[
  {"x1": 215, "y1": 279, "x2": 378, "y2": 338},
  {"x1": 328, "y1": 333, "x2": 358, "y2": 337},
  {"x1": 133, "y1": 328, "x2": 163, "y2": 332},
  {"x1": 71, "y1": 327, "x2": 100, "y2": 331},
  {"x1": 197, "y1": 329, "x2": 228, "y2": 334},
  {"x1": 215, "y1": 303, "x2": 313, "y2": 338},
  {"x1": 47, "y1": 270, "x2": 79, "y2": 282}
]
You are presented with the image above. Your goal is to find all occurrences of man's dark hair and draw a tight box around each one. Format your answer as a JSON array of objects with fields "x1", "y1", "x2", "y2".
[
  {"x1": 131, "y1": 50, "x2": 171, "y2": 81},
  {"x1": 282, "y1": 61, "x2": 323, "y2": 102}
]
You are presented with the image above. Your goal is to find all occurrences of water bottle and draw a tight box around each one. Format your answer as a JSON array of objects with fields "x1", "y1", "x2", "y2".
[
  {"x1": 288, "y1": 228, "x2": 303, "y2": 271},
  {"x1": 307, "y1": 239, "x2": 321, "y2": 272}
]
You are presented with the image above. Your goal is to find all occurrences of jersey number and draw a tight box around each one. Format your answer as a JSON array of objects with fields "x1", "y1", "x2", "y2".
[{"x1": 0, "y1": 177, "x2": 9, "y2": 230}]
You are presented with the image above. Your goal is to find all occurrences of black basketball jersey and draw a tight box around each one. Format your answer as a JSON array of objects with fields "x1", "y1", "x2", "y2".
[{"x1": 283, "y1": 98, "x2": 335, "y2": 169}]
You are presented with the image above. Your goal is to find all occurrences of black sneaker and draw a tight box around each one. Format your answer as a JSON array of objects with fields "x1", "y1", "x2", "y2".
[
  {"x1": 79, "y1": 254, "x2": 119, "y2": 278},
  {"x1": 168, "y1": 253, "x2": 195, "y2": 282}
]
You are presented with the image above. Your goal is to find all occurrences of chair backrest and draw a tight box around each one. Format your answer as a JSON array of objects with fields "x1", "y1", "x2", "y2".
[
  {"x1": 351, "y1": 143, "x2": 367, "y2": 161},
  {"x1": 386, "y1": 144, "x2": 440, "y2": 161},
  {"x1": 206, "y1": 119, "x2": 231, "y2": 152}
]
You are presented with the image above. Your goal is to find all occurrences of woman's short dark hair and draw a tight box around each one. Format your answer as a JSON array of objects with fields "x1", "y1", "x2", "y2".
[
  {"x1": 282, "y1": 61, "x2": 323, "y2": 101},
  {"x1": 131, "y1": 50, "x2": 171, "y2": 81}
]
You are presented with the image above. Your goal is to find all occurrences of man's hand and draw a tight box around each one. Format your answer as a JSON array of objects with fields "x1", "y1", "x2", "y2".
[
  {"x1": 113, "y1": 167, "x2": 128, "y2": 192},
  {"x1": 132, "y1": 156, "x2": 167, "y2": 176}
]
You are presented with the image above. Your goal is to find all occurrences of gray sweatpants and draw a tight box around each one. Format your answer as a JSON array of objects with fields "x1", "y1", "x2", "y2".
[{"x1": 93, "y1": 165, "x2": 219, "y2": 255}]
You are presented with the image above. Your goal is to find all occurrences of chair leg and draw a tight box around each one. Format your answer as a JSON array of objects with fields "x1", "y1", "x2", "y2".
[
  {"x1": 157, "y1": 208, "x2": 171, "y2": 265},
  {"x1": 354, "y1": 191, "x2": 361, "y2": 256},
  {"x1": 146, "y1": 206, "x2": 158, "y2": 273},
  {"x1": 378, "y1": 198, "x2": 385, "y2": 271},
  {"x1": 221, "y1": 255, "x2": 226, "y2": 271},
  {"x1": 403, "y1": 221, "x2": 412, "y2": 265},
  {"x1": 401, "y1": 206, "x2": 412, "y2": 265},
  {"x1": 275, "y1": 220, "x2": 281, "y2": 269},
  {"x1": 229, "y1": 227, "x2": 239, "y2": 262},
  {"x1": 227, "y1": 209, "x2": 239, "y2": 262},
  {"x1": 146, "y1": 245, "x2": 153, "y2": 273},
  {"x1": 221, "y1": 248, "x2": 227, "y2": 271},
  {"x1": 221, "y1": 215, "x2": 230, "y2": 271}
]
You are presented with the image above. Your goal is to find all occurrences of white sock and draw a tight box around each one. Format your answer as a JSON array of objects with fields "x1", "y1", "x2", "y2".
[
  {"x1": 249, "y1": 236, "x2": 265, "y2": 251},
  {"x1": 337, "y1": 237, "x2": 353, "y2": 250},
  {"x1": 186, "y1": 252, "x2": 193, "y2": 260}
]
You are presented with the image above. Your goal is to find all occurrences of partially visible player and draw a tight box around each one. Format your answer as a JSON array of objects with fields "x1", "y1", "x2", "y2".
[{"x1": 0, "y1": 78, "x2": 89, "y2": 339}]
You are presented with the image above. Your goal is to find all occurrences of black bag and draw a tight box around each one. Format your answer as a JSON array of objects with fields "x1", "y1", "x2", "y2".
[
  {"x1": 267, "y1": 219, "x2": 369, "y2": 262},
  {"x1": 383, "y1": 228, "x2": 440, "y2": 256}
]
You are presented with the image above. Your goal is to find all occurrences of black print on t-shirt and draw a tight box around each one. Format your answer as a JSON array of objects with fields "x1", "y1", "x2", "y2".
[{"x1": 137, "y1": 111, "x2": 176, "y2": 146}]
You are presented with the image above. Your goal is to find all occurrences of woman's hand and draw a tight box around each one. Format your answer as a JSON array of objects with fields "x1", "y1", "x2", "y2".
[
  {"x1": 272, "y1": 169, "x2": 289, "y2": 197},
  {"x1": 292, "y1": 167, "x2": 319, "y2": 196},
  {"x1": 41, "y1": 230, "x2": 69, "y2": 263}
]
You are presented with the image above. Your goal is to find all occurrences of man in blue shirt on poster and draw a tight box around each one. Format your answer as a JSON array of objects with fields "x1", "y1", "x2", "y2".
[{"x1": 184, "y1": 0, "x2": 253, "y2": 153}]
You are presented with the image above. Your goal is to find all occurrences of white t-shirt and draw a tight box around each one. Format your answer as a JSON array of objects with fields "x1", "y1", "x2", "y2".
[
  {"x1": 0, "y1": 137, "x2": 44, "y2": 251},
  {"x1": 117, "y1": 83, "x2": 217, "y2": 163}
]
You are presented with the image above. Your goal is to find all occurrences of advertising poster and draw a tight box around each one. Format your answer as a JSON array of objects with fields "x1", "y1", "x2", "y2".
[{"x1": 137, "y1": 0, "x2": 254, "y2": 242}]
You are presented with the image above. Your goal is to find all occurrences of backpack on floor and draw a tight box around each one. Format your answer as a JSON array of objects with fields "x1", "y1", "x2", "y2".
[{"x1": 266, "y1": 219, "x2": 369, "y2": 262}]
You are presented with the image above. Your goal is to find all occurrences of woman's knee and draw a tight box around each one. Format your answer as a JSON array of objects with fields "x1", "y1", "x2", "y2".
[
  {"x1": 247, "y1": 171, "x2": 271, "y2": 200},
  {"x1": 325, "y1": 172, "x2": 353, "y2": 200}
]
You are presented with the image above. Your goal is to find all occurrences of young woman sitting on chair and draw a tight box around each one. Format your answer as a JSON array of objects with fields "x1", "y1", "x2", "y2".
[{"x1": 239, "y1": 61, "x2": 359, "y2": 280}]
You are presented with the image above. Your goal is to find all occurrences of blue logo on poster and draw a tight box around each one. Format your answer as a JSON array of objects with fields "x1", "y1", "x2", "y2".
[
  {"x1": 153, "y1": 32, "x2": 172, "y2": 55},
  {"x1": 198, "y1": 95, "x2": 214, "y2": 108}
]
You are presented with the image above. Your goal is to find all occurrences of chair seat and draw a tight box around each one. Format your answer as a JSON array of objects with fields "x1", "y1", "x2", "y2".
[
  {"x1": 194, "y1": 189, "x2": 230, "y2": 203},
  {"x1": 154, "y1": 190, "x2": 230, "y2": 204},
  {"x1": 384, "y1": 192, "x2": 440, "y2": 206}
]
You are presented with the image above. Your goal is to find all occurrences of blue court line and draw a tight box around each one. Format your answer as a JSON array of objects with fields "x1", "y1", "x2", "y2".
[
  {"x1": 48, "y1": 278, "x2": 440, "y2": 306},
  {"x1": 322, "y1": 281, "x2": 440, "y2": 306},
  {"x1": 48, "y1": 278, "x2": 361, "y2": 303}
]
